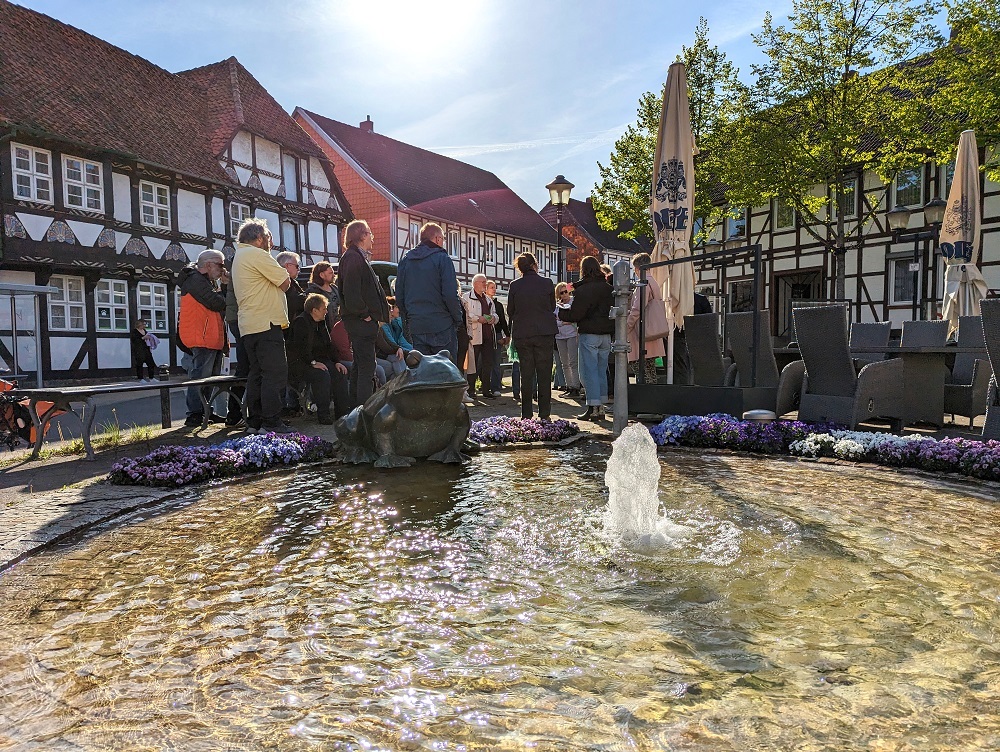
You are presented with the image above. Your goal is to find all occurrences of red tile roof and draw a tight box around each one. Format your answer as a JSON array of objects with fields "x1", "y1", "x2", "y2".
[
  {"x1": 178, "y1": 58, "x2": 324, "y2": 161},
  {"x1": 0, "y1": 1, "x2": 334, "y2": 191},
  {"x1": 541, "y1": 198, "x2": 652, "y2": 255},
  {"x1": 298, "y1": 109, "x2": 561, "y2": 245}
]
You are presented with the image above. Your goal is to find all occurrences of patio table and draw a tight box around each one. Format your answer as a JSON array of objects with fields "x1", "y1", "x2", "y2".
[{"x1": 776, "y1": 346, "x2": 987, "y2": 427}]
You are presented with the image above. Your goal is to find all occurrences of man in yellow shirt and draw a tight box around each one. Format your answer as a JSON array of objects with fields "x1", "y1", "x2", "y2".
[{"x1": 231, "y1": 218, "x2": 291, "y2": 433}]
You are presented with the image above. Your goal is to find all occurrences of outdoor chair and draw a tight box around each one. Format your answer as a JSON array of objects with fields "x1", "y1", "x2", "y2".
[
  {"x1": 850, "y1": 321, "x2": 891, "y2": 367},
  {"x1": 979, "y1": 300, "x2": 1000, "y2": 440},
  {"x1": 683, "y1": 313, "x2": 727, "y2": 387},
  {"x1": 900, "y1": 319, "x2": 949, "y2": 348},
  {"x1": 792, "y1": 305, "x2": 904, "y2": 429},
  {"x1": 944, "y1": 315, "x2": 991, "y2": 426},
  {"x1": 724, "y1": 310, "x2": 780, "y2": 388}
]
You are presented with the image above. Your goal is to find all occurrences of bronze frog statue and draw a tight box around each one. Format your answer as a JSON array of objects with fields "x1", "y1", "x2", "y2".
[{"x1": 334, "y1": 349, "x2": 471, "y2": 468}]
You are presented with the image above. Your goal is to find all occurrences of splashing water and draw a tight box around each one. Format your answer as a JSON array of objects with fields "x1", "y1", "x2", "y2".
[{"x1": 604, "y1": 423, "x2": 692, "y2": 546}]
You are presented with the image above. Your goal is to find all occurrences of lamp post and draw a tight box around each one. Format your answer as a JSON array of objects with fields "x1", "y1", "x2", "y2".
[
  {"x1": 546, "y1": 175, "x2": 574, "y2": 281},
  {"x1": 886, "y1": 197, "x2": 946, "y2": 321}
]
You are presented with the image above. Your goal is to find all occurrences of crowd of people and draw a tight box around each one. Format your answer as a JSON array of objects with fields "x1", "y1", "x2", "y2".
[{"x1": 171, "y1": 217, "x2": 672, "y2": 431}]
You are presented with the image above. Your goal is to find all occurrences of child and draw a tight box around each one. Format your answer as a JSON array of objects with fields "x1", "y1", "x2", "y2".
[{"x1": 130, "y1": 319, "x2": 158, "y2": 382}]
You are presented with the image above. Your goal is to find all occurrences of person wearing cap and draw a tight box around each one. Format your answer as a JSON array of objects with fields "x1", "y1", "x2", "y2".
[{"x1": 178, "y1": 248, "x2": 229, "y2": 426}]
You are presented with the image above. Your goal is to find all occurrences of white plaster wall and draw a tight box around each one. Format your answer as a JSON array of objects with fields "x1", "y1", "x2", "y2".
[
  {"x1": 256, "y1": 136, "x2": 281, "y2": 175},
  {"x1": 313, "y1": 189, "x2": 331, "y2": 209},
  {"x1": 772, "y1": 256, "x2": 797, "y2": 272},
  {"x1": 48, "y1": 337, "x2": 85, "y2": 371},
  {"x1": 309, "y1": 158, "x2": 329, "y2": 190},
  {"x1": 145, "y1": 236, "x2": 169, "y2": 258},
  {"x1": 861, "y1": 247, "x2": 885, "y2": 275},
  {"x1": 66, "y1": 220, "x2": 102, "y2": 247},
  {"x1": 112, "y1": 172, "x2": 132, "y2": 223},
  {"x1": 260, "y1": 175, "x2": 280, "y2": 195},
  {"x1": 177, "y1": 189, "x2": 207, "y2": 237},
  {"x1": 15, "y1": 212, "x2": 51, "y2": 241},
  {"x1": 234, "y1": 166, "x2": 251, "y2": 186},
  {"x1": 257, "y1": 210, "x2": 280, "y2": 244},
  {"x1": 182, "y1": 242, "x2": 204, "y2": 261},
  {"x1": 115, "y1": 231, "x2": 131, "y2": 252},
  {"x1": 97, "y1": 337, "x2": 131, "y2": 369},
  {"x1": 212, "y1": 198, "x2": 226, "y2": 239},
  {"x1": 231, "y1": 131, "x2": 252, "y2": 165},
  {"x1": 1, "y1": 335, "x2": 37, "y2": 372},
  {"x1": 282, "y1": 153, "x2": 299, "y2": 202}
]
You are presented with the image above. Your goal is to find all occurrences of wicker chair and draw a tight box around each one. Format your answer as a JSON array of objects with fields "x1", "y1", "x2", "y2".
[
  {"x1": 900, "y1": 319, "x2": 949, "y2": 347},
  {"x1": 792, "y1": 305, "x2": 904, "y2": 429},
  {"x1": 980, "y1": 300, "x2": 1000, "y2": 440},
  {"x1": 724, "y1": 310, "x2": 780, "y2": 388},
  {"x1": 683, "y1": 313, "x2": 727, "y2": 386},
  {"x1": 850, "y1": 321, "x2": 891, "y2": 367},
  {"x1": 944, "y1": 315, "x2": 992, "y2": 426}
]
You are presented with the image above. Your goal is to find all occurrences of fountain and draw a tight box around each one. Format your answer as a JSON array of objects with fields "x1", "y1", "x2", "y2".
[{"x1": 1, "y1": 442, "x2": 999, "y2": 749}]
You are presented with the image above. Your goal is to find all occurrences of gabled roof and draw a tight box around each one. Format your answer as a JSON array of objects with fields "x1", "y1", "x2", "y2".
[
  {"x1": 298, "y1": 108, "x2": 561, "y2": 245},
  {"x1": 178, "y1": 58, "x2": 324, "y2": 160},
  {"x1": 541, "y1": 198, "x2": 651, "y2": 255},
  {"x1": 0, "y1": 0, "x2": 226, "y2": 184}
]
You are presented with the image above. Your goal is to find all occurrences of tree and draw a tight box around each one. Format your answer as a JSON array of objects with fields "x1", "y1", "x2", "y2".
[
  {"x1": 591, "y1": 18, "x2": 743, "y2": 242},
  {"x1": 718, "y1": 0, "x2": 943, "y2": 300}
]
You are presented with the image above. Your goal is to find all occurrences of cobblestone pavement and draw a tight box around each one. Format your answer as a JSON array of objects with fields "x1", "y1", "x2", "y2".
[{"x1": 0, "y1": 387, "x2": 612, "y2": 570}]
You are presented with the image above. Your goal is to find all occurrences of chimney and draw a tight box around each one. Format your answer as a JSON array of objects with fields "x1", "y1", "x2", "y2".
[{"x1": 360, "y1": 115, "x2": 374, "y2": 133}]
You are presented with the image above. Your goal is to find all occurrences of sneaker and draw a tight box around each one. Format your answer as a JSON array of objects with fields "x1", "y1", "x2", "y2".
[
  {"x1": 225, "y1": 414, "x2": 245, "y2": 428},
  {"x1": 184, "y1": 414, "x2": 204, "y2": 427},
  {"x1": 138, "y1": 378, "x2": 149, "y2": 384},
  {"x1": 245, "y1": 424, "x2": 260, "y2": 435},
  {"x1": 208, "y1": 413, "x2": 226, "y2": 424},
  {"x1": 261, "y1": 422, "x2": 294, "y2": 435},
  {"x1": 462, "y1": 391, "x2": 474, "y2": 405}
]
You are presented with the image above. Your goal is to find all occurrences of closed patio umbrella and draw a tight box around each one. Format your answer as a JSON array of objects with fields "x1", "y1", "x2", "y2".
[
  {"x1": 650, "y1": 61, "x2": 697, "y2": 383},
  {"x1": 940, "y1": 130, "x2": 988, "y2": 338}
]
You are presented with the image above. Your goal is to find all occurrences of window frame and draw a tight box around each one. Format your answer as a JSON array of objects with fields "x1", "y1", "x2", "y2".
[
  {"x1": 773, "y1": 198, "x2": 795, "y2": 230},
  {"x1": 726, "y1": 207, "x2": 747, "y2": 239},
  {"x1": 94, "y1": 278, "x2": 130, "y2": 332},
  {"x1": 893, "y1": 167, "x2": 923, "y2": 208},
  {"x1": 47, "y1": 275, "x2": 86, "y2": 332},
  {"x1": 137, "y1": 281, "x2": 169, "y2": 334},
  {"x1": 484, "y1": 238, "x2": 496, "y2": 263},
  {"x1": 467, "y1": 235, "x2": 479, "y2": 261},
  {"x1": 503, "y1": 242, "x2": 514, "y2": 266},
  {"x1": 62, "y1": 155, "x2": 104, "y2": 212},
  {"x1": 11, "y1": 143, "x2": 53, "y2": 204},
  {"x1": 833, "y1": 178, "x2": 858, "y2": 219},
  {"x1": 139, "y1": 180, "x2": 171, "y2": 230},
  {"x1": 409, "y1": 220, "x2": 421, "y2": 248},
  {"x1": 447, "y1": 231, "x2": 460, "y2": 258},
  {"x1": 229, "y1": 202, "x2": 250, "y2": 238},
  {"x1": 889, "y1": 257, "x2": 919, "y2": 305}
]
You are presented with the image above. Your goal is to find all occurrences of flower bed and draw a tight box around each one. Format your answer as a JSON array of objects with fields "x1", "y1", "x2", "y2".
[
  {"x1": 649, "y1": 413, "x2": 1000, "y2": 482},
  {"x1": 108, "y1": 432, "x2": 336, "y2": 487},
  {"x1": 470, "y1": 416, "x2": 580, "y2": 445}
]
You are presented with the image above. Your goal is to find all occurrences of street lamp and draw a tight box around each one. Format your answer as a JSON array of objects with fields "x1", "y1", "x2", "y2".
[
  {"x1": 546, "y1": 175, "x2": 574, "y2": 281},
  {"x1": 887, "y1": 198, "x2": 947, "y2": 321}
]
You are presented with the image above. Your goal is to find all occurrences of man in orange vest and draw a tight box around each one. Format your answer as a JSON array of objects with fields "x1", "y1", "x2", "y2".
[{"x1": 178, "y1": 249, "x2": 229, "y2": 427}]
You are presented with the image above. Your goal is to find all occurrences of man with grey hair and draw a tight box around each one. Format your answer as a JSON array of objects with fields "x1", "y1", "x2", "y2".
[
  {"x1": 178, "y1": 248, "x2": 229, "y2": 426},
  {"x1": 276, "y1": 250, "x2": 306, "y2": 415},
  {"x1": 232, "y1": 217, "x2": 292, "y2": 433}
]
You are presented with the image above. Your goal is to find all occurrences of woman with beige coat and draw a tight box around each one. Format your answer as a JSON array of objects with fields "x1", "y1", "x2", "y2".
[
  {"x1": 462, "y1": 274, "x2": 499, "y2": 398},
  {"x1": 627, "y1": 253, "x2": 667, "y2": 384}
]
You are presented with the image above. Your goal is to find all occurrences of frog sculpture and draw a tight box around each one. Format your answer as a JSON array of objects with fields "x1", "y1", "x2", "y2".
[{"x1": 334, "y1": 349, "x2": 470, "y2": 468}]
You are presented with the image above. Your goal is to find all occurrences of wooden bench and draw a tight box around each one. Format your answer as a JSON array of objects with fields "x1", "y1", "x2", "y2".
[{"x1": 10, "y1": 375, "x2": 246, "y2": 461}]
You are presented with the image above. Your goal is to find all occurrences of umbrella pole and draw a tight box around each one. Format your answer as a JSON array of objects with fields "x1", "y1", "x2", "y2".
[{"x1": 666, "y1": 274, "x2": 675, "y2": 385}]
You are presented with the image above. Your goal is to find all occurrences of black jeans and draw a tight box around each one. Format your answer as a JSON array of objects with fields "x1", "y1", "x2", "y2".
[
  {"x1": 515, "y1": 335, "x2": 554, "y2": 419},
  {"x1": 299, "y1": 358, "x2": 350, "y2": 419},
  {"x1": 343, "y1": 317, "x2": 379, "y2": 407},
  {"x1": 227, "y1": 321, "x2": 249, "y2": 419},
  {"x1": 471, "y1": 341, "x2": 494, "y2": 394},
  {"x1": 243, "y1": 324, "x2": 288, "y2": 428},
  {"x1": 133, "y1": 351, "x2": 156, "y2": 379}
]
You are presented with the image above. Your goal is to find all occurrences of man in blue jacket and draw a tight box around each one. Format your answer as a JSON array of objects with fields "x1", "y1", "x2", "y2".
[{"x1": 395, "y1": 222, "x2": 465, "y2": 364}]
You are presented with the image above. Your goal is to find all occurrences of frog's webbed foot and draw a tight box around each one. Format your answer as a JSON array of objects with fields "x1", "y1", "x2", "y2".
[
  {"x1": 427, "y1": 447, "x2": 468, "y2": 464},
  {"x1": 374, "y1": 453, "x2": 416, "y2": 469},
  {"x1": 340, "y1": 445, "x2": 379, "y2": 464}
]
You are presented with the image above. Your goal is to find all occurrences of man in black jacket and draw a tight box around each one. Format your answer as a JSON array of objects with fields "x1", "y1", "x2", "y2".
[
  {"x1": 506, "y1": 253, "x2": 557, "y2": 419},
  {"x1": 337, "y1": 220, "x2": 389, "y2": 406},
  {"x1": 287, "y1": 293, "x2": 350, "y2": 423},
  {"x1": 486, "y1": 280, "x2": 510, "y2": 392}
]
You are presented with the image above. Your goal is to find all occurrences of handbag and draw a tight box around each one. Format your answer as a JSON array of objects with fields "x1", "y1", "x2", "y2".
[{"x1": 643, "y1": 287, "x2": 671, "y2": 341}]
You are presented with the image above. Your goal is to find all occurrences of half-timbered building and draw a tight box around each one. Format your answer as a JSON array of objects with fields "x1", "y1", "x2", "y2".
[
  {"x1": 695, "y1": 155, "x2": 1000, "y2": 341},
  {"x1": 0, "y1": 1, "x2": 350, "y2": 382},
  {"x1": 539, "y1": 197, "x2": 651, "y2": 279},
  {"x1": 294, "y1": 109, "x2": 562, "y2": 291}
]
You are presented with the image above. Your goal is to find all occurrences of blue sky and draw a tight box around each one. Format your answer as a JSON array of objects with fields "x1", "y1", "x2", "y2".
[{"x1": 22, "y1": 0, "x2": 792, "y2": 209}]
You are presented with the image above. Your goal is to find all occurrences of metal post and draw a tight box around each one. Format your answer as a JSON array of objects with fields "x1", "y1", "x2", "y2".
[
  {"x1": 9, "y1": 294, "x2": 17, "y2": 382},
  {"x1": 637, "y1": 268, "x2": 647, "y2": 384},
  {"x1": 556, "y1": 205, "x2": 565, "y2": 282},
  {"x1": 33, "y1": 294, "x2": 43, "y2": 387},
  {"x1": 912, "y1": 238, "x2": 920, "y2": 321},
  {"x1": 751, "y1": 244, "x2": 761, "y2": 388},
  {"x1": 611, "y1": 260, "x2": 632, "y2": 437}
]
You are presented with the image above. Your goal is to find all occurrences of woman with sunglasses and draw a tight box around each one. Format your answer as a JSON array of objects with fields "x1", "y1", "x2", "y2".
[{"x1": 554, "y1": 282, "x2": 581, "y2": 397}]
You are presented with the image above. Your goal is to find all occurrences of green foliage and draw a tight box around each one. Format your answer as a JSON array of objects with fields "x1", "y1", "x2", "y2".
[{"x1": 592, "y1": 18, "x2": 741, "y2": 242}]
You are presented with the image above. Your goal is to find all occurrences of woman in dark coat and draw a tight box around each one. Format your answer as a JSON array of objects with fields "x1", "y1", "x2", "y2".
[{"x1": 558, "y1": 256, "x2": 614, "y2": 421}]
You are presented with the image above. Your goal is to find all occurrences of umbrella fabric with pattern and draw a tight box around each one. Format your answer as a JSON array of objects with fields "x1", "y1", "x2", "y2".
[{"x1": 940, "y1": 129, "x2": 988, "y2": 337}]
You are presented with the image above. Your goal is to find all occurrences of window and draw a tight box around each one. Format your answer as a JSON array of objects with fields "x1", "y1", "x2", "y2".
[
  {"x1": 944, "y1": 162, "x2": 956, "y2": 197},
  {"x1": 485, "y1": 239, "x2": 495, "y2": 263},
  {"x1": 774, "y1": 198, "x2": 795, "y2": 230},
  {"x1": 409, "y1": 220, "x2": 420, "y2": 247},
  {"x1": 447, "y1": 231, "x2": 460, "y2": 258},
  {"x1": 281, "y1": 220, "x2": 299, "y2": 251},
  {"x1": 894, "y1": 167, "x2": 923, "y2": 208},
  {"x1": 63, "y1": 156, "x2": 103, "y2": 211},
  {"x1": 48, "y1": 275, "x2": 86, "y2": 331},
  {"x1": 137, "y1": 282, "x2": 169, "y2": 333},
  {"x1": 833, "y1": 178, "x2": 857, "y2": 218},
  {"x1": 729, "y1": 280, "x2": 755, "y2": 313},
  {"x1": 467, "y1": 236, "x2": 478, "y2": 261},
  {"x1": 95, "y1": 279, "x2": 129, "y2": 331},
  {"x1": 12, "y1": 144, "x2": 52, "y2": 203},
  {"x1": 140, "y1": 180, "x2": 171, "y2": 229},
  {"x1": 726, "y1": 208, "x2": 746, "y2": 239},
  {"x1": 504, "y1": 242, "x2": 514, "y2": 266},
  {"x1": 229, "y1": 202, "x2": 250, "y2": 238},
  {"x1": 891, "y1": 258, "x2": 918, "y2": 304}
]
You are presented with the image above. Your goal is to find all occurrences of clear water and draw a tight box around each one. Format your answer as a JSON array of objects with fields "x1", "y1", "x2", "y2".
[{"x1": 1, "y1": 448, "x2": 999, "y2": 751}]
